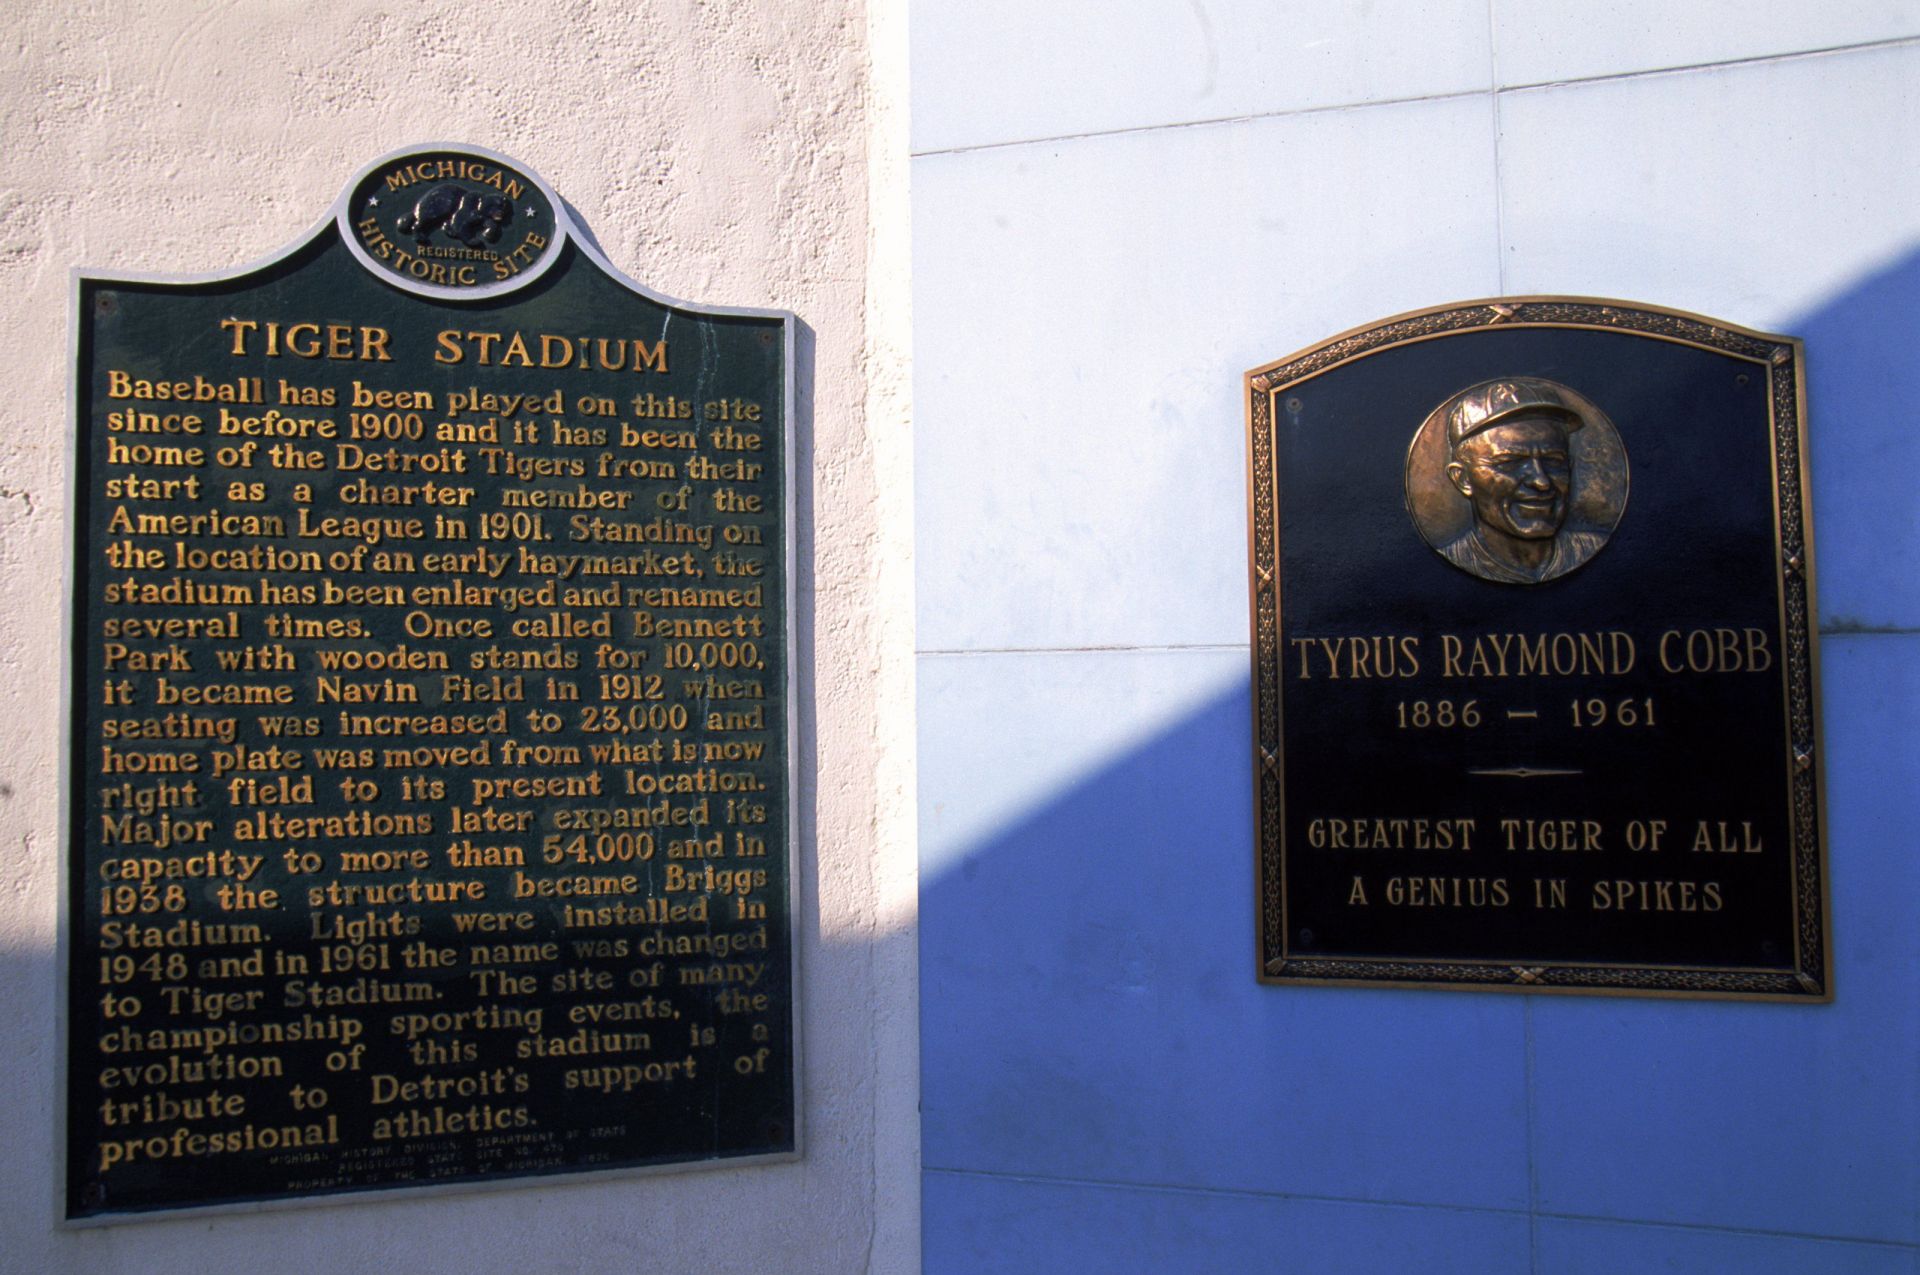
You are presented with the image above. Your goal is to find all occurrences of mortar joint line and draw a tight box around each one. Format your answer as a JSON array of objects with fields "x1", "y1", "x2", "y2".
[{"x1": 910, "y1": 34, "x2": 1920, "y2": 159}]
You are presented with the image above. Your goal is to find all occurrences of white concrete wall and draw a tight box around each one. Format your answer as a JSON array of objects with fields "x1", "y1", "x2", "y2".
[
  {"x1": 913, "y1": 3, "x2": 1920, "y2": 1270},
  {"x1": 0, "y1": 2, "x2": 916, "y2": 1271},
  {"x1": 913, "y1": 3, "x2": 1920, "y2": 661}
]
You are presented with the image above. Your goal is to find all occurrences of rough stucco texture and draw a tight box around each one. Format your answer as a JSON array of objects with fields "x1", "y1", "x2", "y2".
[{"x1": 0, "y1": 2, "x2": 912, "y2": 1271}]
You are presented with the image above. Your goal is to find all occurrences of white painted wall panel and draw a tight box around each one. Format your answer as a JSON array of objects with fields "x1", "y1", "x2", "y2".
[
  {"x1": 1497, "y1": 42, "x2": 1920, "y2": 328},
  {"x1": 1493, "y1": 0, "x2": 1920, "y2": 87},
  {"x1": 918, "y1": 648, "x2": 1245, "y2": 878},
  {"x1": 914, "y1": 5, "x2": 1920, "y2": 1272},
  {"x1": 912, "y1": 0, "x2": 1492, "y2": 153},
  {"x1": 915, "y1": 96, "x2": 1501, "y2": 652}
]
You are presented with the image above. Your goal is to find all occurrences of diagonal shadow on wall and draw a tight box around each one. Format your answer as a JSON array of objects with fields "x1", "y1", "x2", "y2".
[{"x1": 917, "y1": 249, "x2": 1920, "y2": 1274}]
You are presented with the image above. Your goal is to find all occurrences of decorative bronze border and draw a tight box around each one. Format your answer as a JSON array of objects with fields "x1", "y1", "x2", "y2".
[{"x1": 1244, "y1": 297, "x2": 1830, "y2": 1000}]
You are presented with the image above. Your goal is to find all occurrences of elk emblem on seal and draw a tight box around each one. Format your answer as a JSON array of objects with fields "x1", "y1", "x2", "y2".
[{"x1": 396, "y1": 183, "x2": 514, "y2": 247}]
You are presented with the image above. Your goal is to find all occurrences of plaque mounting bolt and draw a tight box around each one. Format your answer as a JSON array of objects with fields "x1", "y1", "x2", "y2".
[
  {"x1": 1488, "y1": 303, "x2": 1516, "y2": 322},
  {"x1": 1785, "y1": 550, "x2": 1804, "y2": 576},
  {"x1": 1259, "y1": 747, "x2": 1280, "y2": 777},
  {"x1": 1794, "y1": 749, "x2": 1813, "y2": 772},
  {"x1": 1511, "y1": 967, "x2": 1544, "y2": 984},
  {"x1": 1772, "y1": 346, "x2": 1792, "y2": 366}
]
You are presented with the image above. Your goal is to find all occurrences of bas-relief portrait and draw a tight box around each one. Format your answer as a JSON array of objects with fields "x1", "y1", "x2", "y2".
[{"x1": 1405, "y1": 377, "x2": 1630, "y2": 585}]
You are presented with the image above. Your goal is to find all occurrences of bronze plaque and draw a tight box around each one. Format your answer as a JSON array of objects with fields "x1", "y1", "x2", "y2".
[
  {"x1": 65, "y1": 145, "x2": 798, "y2": 1220},
  {"x1": 1246, "y1": 298, "x2": 1829, "y2": 999}
]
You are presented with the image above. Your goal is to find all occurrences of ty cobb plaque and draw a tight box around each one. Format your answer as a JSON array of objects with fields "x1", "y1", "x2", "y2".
[{"x1": 1246, "y1": 298, "x2": 1829, "y2": 999}]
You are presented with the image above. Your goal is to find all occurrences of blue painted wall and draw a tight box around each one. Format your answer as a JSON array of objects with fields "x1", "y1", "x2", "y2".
[{"x1": 914, "y1": 11, "x2": 1920, "y2": 1271}]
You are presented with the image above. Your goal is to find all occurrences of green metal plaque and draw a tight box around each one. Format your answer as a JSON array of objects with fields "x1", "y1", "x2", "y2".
[{"x1": 65, "y1": 145, "x2": 798, "y2": 1220}]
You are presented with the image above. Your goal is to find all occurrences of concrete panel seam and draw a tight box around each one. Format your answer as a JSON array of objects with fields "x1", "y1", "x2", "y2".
[
  {"x1": 916, "y1": 643, "x2": 1248, "y2": 658},
  {"x1": 1487, "y1": 0, "x2": 1511, "y2": 297},
  {"x1": 923, "y1": 1168, "x2": 1920, "y2": 1251},
  {"x1": 1497, "y1": 32, "x2": 1920, "y2": 96},
  {"x1": 909, "y1": 33, "x2": 1920, "y2": 161},
  {"x1": 910, "y1": 88, "x2": 1488, "y2": 159},
  {"x1": 1820, "y1": 627, "x2": 1920, "y2": 636},
  {"x1": 915, "y1": 633, "x2": 1910, "y2": 657},
  {"x1": 924, "y1": 1165, "x2": 1530, "y2": 1218},
  {"x1": 1529, "y1": 1211, "x2": 1920, "y2": 1253},
  {"x1": 1523, "y1": 998, "x2": 1541, "y2": 1275}
]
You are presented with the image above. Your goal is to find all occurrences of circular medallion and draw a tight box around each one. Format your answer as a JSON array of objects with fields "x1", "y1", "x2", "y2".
[
  {"x1": 1405, "y1": 377, "x2": 1630, "y2": 585},
  {"x1": 339, "y1": 145, "x2": 566, "y2": 299}
]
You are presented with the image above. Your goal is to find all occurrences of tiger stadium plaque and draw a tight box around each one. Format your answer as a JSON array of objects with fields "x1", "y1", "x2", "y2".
[
  {"x1": 64, "y1": 145, "x2": 799, "y2": 1220},
  {"x1": 1246, "y1": 298, "x2": 1830, "y2": 1000}
]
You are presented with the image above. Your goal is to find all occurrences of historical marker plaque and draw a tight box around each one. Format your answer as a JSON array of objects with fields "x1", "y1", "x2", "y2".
[
  {"x1": 65, "y1": 145, "x2": 798, "y2": 1220},
  {"x1": 1247, "y1": 298, "x2": 1829, "y2": 999}
]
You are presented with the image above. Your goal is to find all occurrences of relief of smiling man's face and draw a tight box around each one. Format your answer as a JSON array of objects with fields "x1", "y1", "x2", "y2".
[{"x1": 1445, "y1": 411, "x2": 1574, "y2": 541}]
